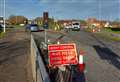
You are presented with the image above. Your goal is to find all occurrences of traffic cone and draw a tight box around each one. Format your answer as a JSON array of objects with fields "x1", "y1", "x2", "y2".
[
  {"x1": 92, "y1": 29, "x2": 95, "y2": 32},
  {"x1": 98, "y1": 28, "x2": 101, "y2": 32},
  {"x1": 77, "y1": 49, "x2": 85, "y2": 73}
]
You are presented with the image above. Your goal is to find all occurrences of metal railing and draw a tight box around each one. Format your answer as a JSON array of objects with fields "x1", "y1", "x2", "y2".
[{"x1": 31, "y1": 34, "x2": 50, "y2": 82}]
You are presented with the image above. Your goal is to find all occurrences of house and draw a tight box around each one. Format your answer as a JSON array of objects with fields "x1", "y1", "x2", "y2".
[
  {"x1": 111, "y1": 22, "x2": 120, "y2": 28},
  {"x1": 104, "y1": 22, "x2": 112, "y2": 28},
  {"x1": 33, "y1": 17, "x2": 43, "y2": 25},
  {"x1": 87, "y1": 18, "x2": 107, "y2": 28},
  {"x1": 57, "y1": 20, "x2": 72, "y2": 27}
]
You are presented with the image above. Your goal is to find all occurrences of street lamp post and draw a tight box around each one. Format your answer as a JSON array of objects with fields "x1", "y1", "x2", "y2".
[{"x1": 3, "y1": 0, "x2": 6, "y2": 32}]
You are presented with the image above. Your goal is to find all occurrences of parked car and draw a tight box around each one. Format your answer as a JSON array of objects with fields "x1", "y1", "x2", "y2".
[
  {"x1": 0, "y1": 25, "x2": 3, "y2": 33},
  {"x1": 26, "y1": 24, "x2": 39, "y2": 32}
]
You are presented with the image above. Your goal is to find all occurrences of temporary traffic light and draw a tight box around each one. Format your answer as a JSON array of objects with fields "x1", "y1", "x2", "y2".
[{"x1": 43, "y1": 23, "x2": 48, "y2": 29}]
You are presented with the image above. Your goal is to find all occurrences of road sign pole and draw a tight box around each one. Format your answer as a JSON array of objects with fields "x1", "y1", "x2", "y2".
[{"x1": 45, "y1": 29, "x2": 47, "y2": 43}]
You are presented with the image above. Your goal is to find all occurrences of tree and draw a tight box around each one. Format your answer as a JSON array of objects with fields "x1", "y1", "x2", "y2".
[
  {"x1": 33, "y1": 17, "x2": 43, "y2": 25},
  {"x1": 8, "y1": 15, "x2": 28, "y2": 25},
  {"x1": 80, "y1": 20, "x2": 87, "y2": 26}
]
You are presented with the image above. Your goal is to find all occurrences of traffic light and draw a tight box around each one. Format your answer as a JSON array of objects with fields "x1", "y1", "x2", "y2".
[
  {"x1": 43, "y1": 12, "x2": 49, "y2": 29},
  {"x1": 43, "y1": 23, "x2": 48, "y2": 29}
]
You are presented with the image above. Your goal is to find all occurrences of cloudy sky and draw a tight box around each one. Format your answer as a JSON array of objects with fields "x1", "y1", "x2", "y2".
[{"x1": 0, "y1": 0, "x2": 120, "y2": 20}]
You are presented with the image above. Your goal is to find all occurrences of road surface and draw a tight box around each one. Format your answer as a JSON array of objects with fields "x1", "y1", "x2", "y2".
[
  {"x1": 0, "y1": 28, "x2": 33, "y2": 82},
  {"x1": 33, "y1": 30, "x2": 120, "y2": 82}
]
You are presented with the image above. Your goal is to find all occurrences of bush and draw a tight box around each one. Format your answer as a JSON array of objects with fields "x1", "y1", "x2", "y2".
[
  {"x1": 111, "y1": 28, "x2": 120, "y2": 31},
  {"x1": 0, "y1": 32, "x2": 5, "y2": 38}
]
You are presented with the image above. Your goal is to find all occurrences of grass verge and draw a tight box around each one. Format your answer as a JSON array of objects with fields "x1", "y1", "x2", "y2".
[
  {"x1": 0, "y1": 32, "x2": 5, "y2": 39},
  {"x1": 95, "y1": 32, "x2": 120, "y2": 41},
  {"x1": 104, "y1": 28, "x2": 120, "y2": 34},
  {"x1": 85, "y1": 27, "x2": 120, "y2": 41}
]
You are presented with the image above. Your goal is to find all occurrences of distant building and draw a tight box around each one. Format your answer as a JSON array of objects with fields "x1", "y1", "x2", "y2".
[
  {"x1": 33, "y1": 17, "x2": 43, "y2": 25},
  {"x1": 58, "y1": 20, "x2": 72, "y2": 27},
  {"x1": 87, "y1": 18, "x2": 107, "y2": 28},
  {"x1": 111, "y1": 22, "x2": 120, "y2": 28},
  {"x1": 87, "y1": 18, "x2": 97, "y2": 24},
  {"x1": 104, "y1": 22, "x2": 112, "y2": 27},
  {"x1": 28, "y1": 20, "x2": 31, "y2": 24}
]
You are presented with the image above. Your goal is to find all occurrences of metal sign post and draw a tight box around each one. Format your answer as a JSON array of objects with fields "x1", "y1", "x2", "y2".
[
  {"x1": 43, "y1": 23, "x2": 48, "y2": 44},
  {"x1": 45, "y1": 29, "x2": 47, "y2": 43}
]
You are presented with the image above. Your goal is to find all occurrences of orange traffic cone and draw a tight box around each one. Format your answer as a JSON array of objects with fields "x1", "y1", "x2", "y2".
[
  {"x1": 92, "y1": 29, "x2": 95, "y2": 32},
  {"x1": 77, "y1": 49, "x2": 85, "y2": 73}
]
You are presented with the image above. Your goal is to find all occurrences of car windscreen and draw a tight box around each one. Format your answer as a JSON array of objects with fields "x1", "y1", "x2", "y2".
[
  {"x1": 73, "y1": 23, "x2": 79, "y2": 25},
  {"x1": 30, "y1": 24, "x2": 38, "y2": 27}
]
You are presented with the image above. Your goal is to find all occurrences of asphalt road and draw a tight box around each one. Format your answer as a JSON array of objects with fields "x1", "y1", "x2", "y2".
[
  {"x1": 0, "y1": 28, "x2": 32, "y2": 82},
  {"x1": 33, "y1": 29, "x2": 120, "y2": 82}
]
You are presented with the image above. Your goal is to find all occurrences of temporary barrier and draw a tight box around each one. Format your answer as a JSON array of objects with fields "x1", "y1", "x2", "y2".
[{"x1": 53, "y1": 67, "x2": 71, "y2": 82}]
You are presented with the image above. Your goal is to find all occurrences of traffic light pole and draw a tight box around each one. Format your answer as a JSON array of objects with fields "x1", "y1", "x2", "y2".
[{"x1": 45, "y1": 29, "x2": 47, "y2": 43}]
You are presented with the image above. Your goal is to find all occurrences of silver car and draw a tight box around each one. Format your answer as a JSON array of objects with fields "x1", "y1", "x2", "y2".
[{"x1": 26, "y1": 24, "x2": 39, "y2": 32}]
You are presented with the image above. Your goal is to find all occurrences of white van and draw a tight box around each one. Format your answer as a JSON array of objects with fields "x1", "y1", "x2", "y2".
[{"x1": 72, "y1": 22, "x2": 80, "y2": 31}]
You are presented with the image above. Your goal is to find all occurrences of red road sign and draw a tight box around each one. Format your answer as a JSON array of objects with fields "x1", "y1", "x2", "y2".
[{"x1": 48, "y1": 43, "x2": 78, "y2": 66}]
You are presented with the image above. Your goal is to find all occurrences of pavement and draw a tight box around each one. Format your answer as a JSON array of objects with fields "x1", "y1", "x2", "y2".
[
  {"x1": 33, "y1": 30, "x2": 120, "y2": 82},
  {"x1": 0, "y1": 28, "x2": 33, "y2": 82}
]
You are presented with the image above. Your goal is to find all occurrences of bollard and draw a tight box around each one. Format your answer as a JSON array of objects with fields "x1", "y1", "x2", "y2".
[{"x1": 77, "y1": 49, "x2": 85, "y2": 73}]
